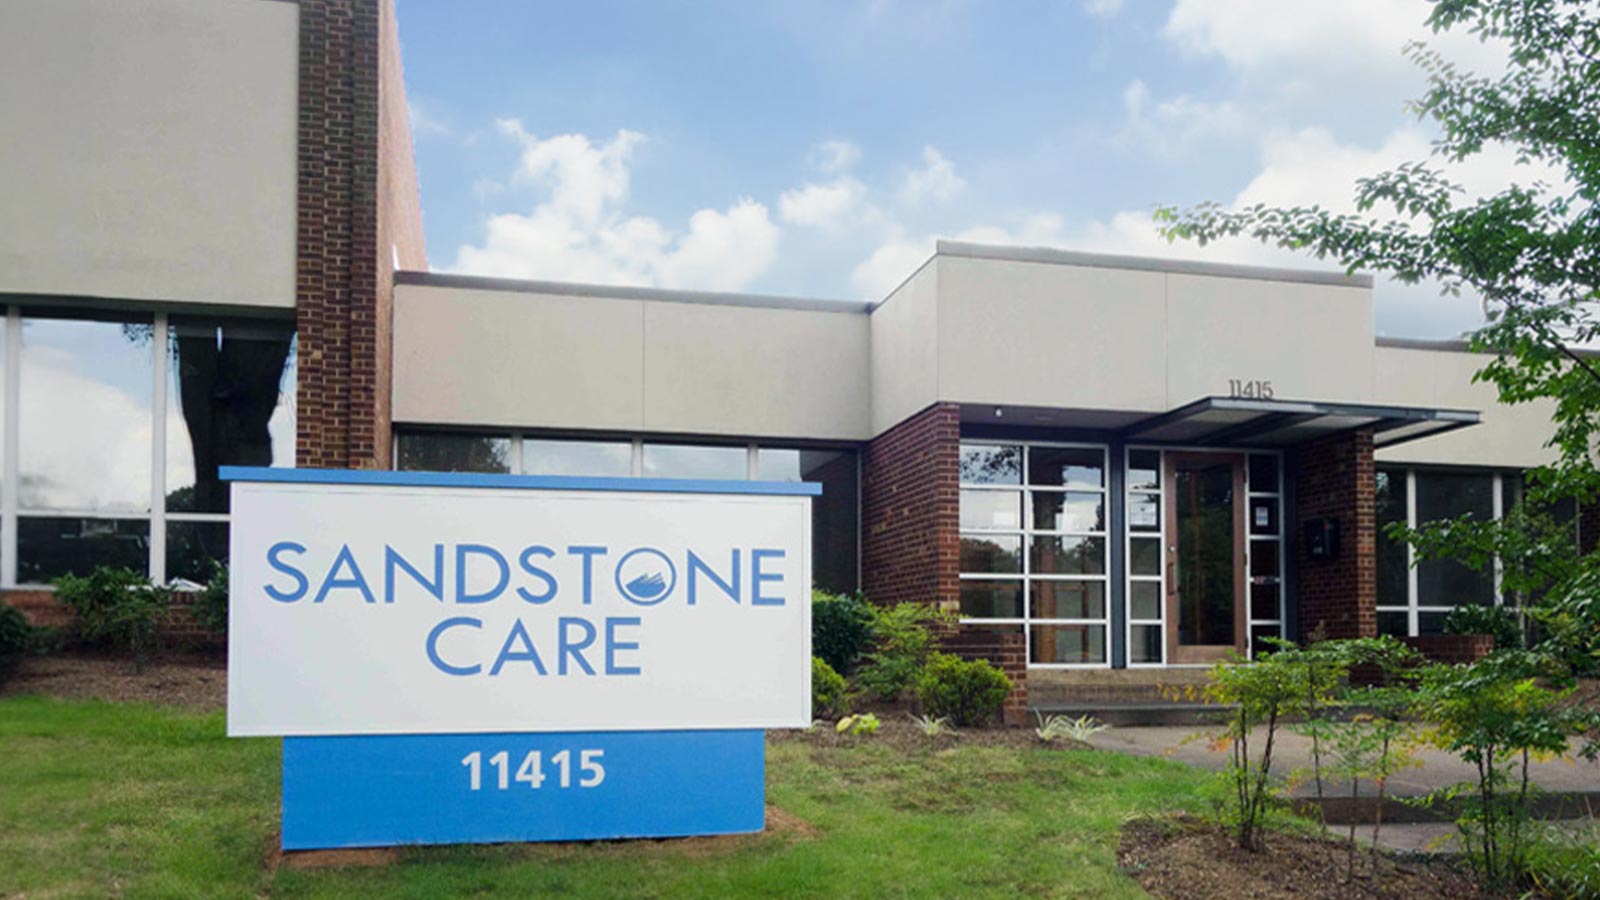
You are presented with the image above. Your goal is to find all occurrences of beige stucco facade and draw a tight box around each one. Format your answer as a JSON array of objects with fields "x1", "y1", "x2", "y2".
[
  {"x1": 0, "y1": 0, "x2": 299, "y2": 309},
  {"x1": 393, "y1": 279, "x2": 871, "y2": 441},
  {"x1": 389, "y1": 243, "x2": 1558, "y2": 469}
]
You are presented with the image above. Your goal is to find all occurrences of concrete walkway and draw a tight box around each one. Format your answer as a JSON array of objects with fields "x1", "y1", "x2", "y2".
[{"x1": 1087, "y1": 724, "x2": 1600, "y2": 799}]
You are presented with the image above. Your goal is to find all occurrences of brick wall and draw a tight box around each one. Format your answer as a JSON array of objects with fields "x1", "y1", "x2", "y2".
[
  {"x1": 1402, "y1": 634, "x2": 1495, "y2": 666},
  {"x1": 862, "y1": 403, "x2": 961, "y2": 611},
  {"x1": 295, "y1": 0, "x2": 423, "y2": 471},
  {"x1": 1292, "y1": 429, "x2": 1377, "y2": 640},
  {"x1": 941, "y1": 627, "x2": 1028, "y2": 726},
  {"x1": 6, "y1": 589, "x2": 225, "y2": 651}
]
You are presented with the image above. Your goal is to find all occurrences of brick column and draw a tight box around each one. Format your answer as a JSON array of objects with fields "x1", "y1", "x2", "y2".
[
  {"x1": 1292, "y1": 429, "x2": 1377, "y2": 641},
  {"x1": 862, "y1": 403, "x2": 961, "y2": 611},
  {"x1": 295, "y1": 0, "x2": 388, "y2": 470}
]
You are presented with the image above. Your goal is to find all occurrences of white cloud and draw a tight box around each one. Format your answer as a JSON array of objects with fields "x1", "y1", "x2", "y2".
[
  {"x1": 1081, "y1": 0, "x2": 1123, "y2": 20},
  {"x1": 807, "y1": 139, "x2": 862, "y2": 174},
  {"x1": 1116, "y1": 79, "x2": 1253, "y2": 158},
  {"x1": 450, "y1": 123, "x2": 780, "y2": 291},
  {"x1": 1162, "y1": 0, "x2": 1506, "y2": 95},
  {"x1": 778, "y1": 177, "x2": 874, "y2": 229},
  {"x1": 849, "y1": 213, "x2": 1071, "y2": 298},
  {"x1": 900, "y1": 146, "x2": 966, "y2": 204}
]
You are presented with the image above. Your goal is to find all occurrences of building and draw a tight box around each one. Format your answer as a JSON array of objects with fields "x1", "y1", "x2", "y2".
[{"x1": 3, "y1": 0, "x2": 1585, "y2": 703}]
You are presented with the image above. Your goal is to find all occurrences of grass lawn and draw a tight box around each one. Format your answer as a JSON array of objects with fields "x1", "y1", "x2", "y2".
[{"x1": 0, "y1": 696, "x2": 1211, "y2": 899}]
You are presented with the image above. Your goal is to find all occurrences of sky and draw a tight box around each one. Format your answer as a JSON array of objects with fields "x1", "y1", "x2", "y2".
[{"x1": 395, "y1": 0, "x2": 1554, "y2": 338}]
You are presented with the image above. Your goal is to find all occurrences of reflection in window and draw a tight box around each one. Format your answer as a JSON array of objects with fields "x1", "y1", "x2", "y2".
[
  {"x1": 18, "y1": 516, "x2": 149, "y2": 582},
  {"x1": 1375, "y1": 468, "x2": 1408, "y2": 608},
  {"x1": 959, "y1": 444, "x2": 1021, "y2": 485},
  {"x1": 759, "y1": 447, "x2": 859, "y2": 595},
  {"x1": 20, "y1": 313, "x2": 154, "y2": 512},
  {"x1": 165, "y1": 316, "x2": 296, "y2": 513},
  {"x1": 167, "y1": 521, "x2": 229, "y2": 584},
  {"x1": 523, "y1": 438, "x2": 632, "y2": 477},
  {"x1": 958, "y1": 442, "x2": 1109, "y2": 666},
  {"x1": 642, "y1": 443, "x2": 746, "y2": 480},
  {"x1": 1416, "y1": 471, "x2": 1495, "y2": 607},
  {"x1": 396, "y1": 433, "x2": 512, "y2": 473}
]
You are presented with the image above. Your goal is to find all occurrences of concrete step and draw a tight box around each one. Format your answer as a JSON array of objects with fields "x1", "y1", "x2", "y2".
[{"x1": 1028, "y1": 702, "x2": 1234, "y2": 727}]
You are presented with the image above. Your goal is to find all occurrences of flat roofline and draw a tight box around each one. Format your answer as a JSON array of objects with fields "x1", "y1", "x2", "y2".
[
  {"x1": 1376, "y1": 334, "x2": 1600, "y2": 360},
  {"x1": 394, "y1": 270, "x2": 873, "y2": 315},
  {"x1": 936, "y1": 240, "x2": 1374, "y2": 289}
]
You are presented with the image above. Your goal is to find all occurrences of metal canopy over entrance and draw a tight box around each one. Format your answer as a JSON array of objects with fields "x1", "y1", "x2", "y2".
[{"x1": 1118, "y1": 396, "x2": 1480, "y2": 448}]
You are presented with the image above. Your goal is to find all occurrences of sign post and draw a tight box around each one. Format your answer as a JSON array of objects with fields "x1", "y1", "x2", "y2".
[{"x1": 221, "y1": 467, "x2": 814, "y2": 850}]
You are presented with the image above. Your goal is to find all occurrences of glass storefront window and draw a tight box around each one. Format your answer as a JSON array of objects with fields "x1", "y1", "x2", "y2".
[
  {"x1": 18, "y1": 516, "x2": 149, "y2": 583},
  {"x1": 523, "y1": 438, "x2": 632, "y2": 477},
  {"x1": 396, "y1": 433, "x2": 513, "y2": 473},
  {"x1": 642, "y1": 443, "x2": 746, "y2": 480},
  {"x1": 1377, "y1": 466, "x2": 1521, "y2": 636},
  {"x1": 165, "y1": 316, "x2": 296, "y2": 513},
  {"x1": 390, "y1": 432, "x2": 862, "y2": 596},
  {"x1": 958, "y1": 442, "x2": 1109, "y2": 666},
  {"x1": 20, "y1": 313, "x2": 154, "y2": 513}
]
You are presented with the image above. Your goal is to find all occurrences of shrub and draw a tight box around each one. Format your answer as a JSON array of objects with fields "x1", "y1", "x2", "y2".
[
  {"x1": 1443, "y1": 603, "x2": 1523, "y2": 651},
  {"x1": 0, "y1": 604, "x2": 48, "y2": 683},
  {"x1": 812, "y1": 590, "x2": 874, "y2": 675},
  {"x1": 54, "y1": 566, "x2": 171, "y2": 670},
  {"x1": 1200, "y1": 651, "x2": 1312, "y2": 851},
  {"x1": 191, "y1": 560, "x2": 229, "y2": 636},
  {"x1": 855, "y1": 602, "x2": 952, "y2": 702},
  {"x1": 915, "y1": 652, "x2": 1011, "y2": 727},
  {"x1": 812, "y1": 655, "x2": 847, "y2": 718}
]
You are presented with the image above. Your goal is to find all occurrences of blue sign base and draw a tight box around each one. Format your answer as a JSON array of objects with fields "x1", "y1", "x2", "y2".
[{"x1": 281, "y1": 730, "x2": 766, "y2": 850}]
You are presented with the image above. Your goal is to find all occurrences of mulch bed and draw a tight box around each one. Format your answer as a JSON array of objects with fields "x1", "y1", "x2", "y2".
[
  {"x1": 1, "y1": 649, "x2": 227, "y2": 710},
  {"x1": 1119, "y1": 815, "x2": 1506, "y2": 900},
  {"x1": 768, "y1": 707, "x2": 1080, "y2": 752}
]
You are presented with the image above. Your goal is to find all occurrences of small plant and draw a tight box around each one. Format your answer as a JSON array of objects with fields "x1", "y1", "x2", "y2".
[
  {"x1": 915, "y1": 652, "x2": 1011, "y2": 727},
  {"x1": 812, "y1": 590, "x2": 875, "y2": 675},
  {"x1": 53, "y1": 566, "x2": 172, "y2": 671},
  {"x1": 0, "y1": 603, "x2": 51, "y2": 684},
  {"x1": 834, "y1": 712, "x2": 880, "y2": 736},
  {"x1": 812, "y1": 655, "x2": 848, "y2": 718},
  {"x1": 1442, "y1": 602, "x2": 1523, "y2": 652},
  {"x1": 909, "y1": 713, "x2": 955, "y2": 737},
  {"x1": 1199, "y1": 651, "x2": 1310, "y2": 851},
  {"x1": 1035, "y1": 712, "x2": 1108, "y2": 743},
  {"x1": 1411, "y1": 651, "x2": 1600, "y2": 888},
  {"x1": 190, "y1": 560, "x2": 229, "y2": 636},
  {"x1": 1524, "y1": 820, "x2": 1600, "y2": 900},
  {"x1": 855, "y1": 602, "x2": 953, "y2": 702}
]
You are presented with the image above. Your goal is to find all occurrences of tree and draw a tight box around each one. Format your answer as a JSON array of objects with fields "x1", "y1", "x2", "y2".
[{"x1": 1157, "y1": 0, "x2": 1600, "y2": 673}]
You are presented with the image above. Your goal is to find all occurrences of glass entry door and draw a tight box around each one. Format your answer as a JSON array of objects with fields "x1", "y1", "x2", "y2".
[{"x1": 1164, "y1": 452, "x2": 1247, "y2": 664}]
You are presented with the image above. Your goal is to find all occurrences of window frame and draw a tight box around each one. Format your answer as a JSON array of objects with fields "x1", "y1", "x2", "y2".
[
  {"x1": 959, "y1": 440, "x2": 1112, "y2": 669},
  {"x1": 1376, "y1": 465, "x2": 1508, "y2": 637},
  {"x1": 3, "y1": 307, "x2": 296, "y2": 587},
  {"x1": 394, "y1": 428, "x2": 864, "y2": 594}
]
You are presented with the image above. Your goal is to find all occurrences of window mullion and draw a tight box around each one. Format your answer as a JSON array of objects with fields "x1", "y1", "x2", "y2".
[
  {"x1": 1406, "y1": 468, "x2": 1419, "y2": 637},
  {"x1": 150, "y1": 313, "x2": 168, "y2": 585},
  {"x1": 2, "y1": 306, "x2": 18, "y2": 588}
]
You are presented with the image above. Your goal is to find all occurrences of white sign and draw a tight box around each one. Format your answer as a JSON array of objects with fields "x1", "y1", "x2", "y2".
[{"x1": 227, "y1": 478, "x2": 812, "y2": 737}]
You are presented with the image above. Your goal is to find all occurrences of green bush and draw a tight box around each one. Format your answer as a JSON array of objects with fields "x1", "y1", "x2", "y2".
[
  {"x1": 855, "y1": 602, "x2": 952, "y2": 702},
  {"x1": 0, "y1": 604, "x2": 47, "y2": 683},
  {"x1": 191, "y1": 561, "x2": 229, "y2": 636},
  {"x1": 54, "y1": 567, "x2": 171, "y2": 669},
  {"x1": 1443, "y1": 603, "x2": 1523, "y2": 651},
  {"x1": 915, "y1": 652, "x2": 1011, "y2": 727},
  {"x1": 812, "y1": 590, "x2": 874, "y2": 675},
  {"x1": 812, "y1": 655, "x2": 847, "y2": 718}
]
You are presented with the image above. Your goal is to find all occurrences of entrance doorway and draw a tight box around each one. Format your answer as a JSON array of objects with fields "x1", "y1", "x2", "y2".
[{"x1": 1163, "y1": 452, "x2": 1247, "y2": 664}]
